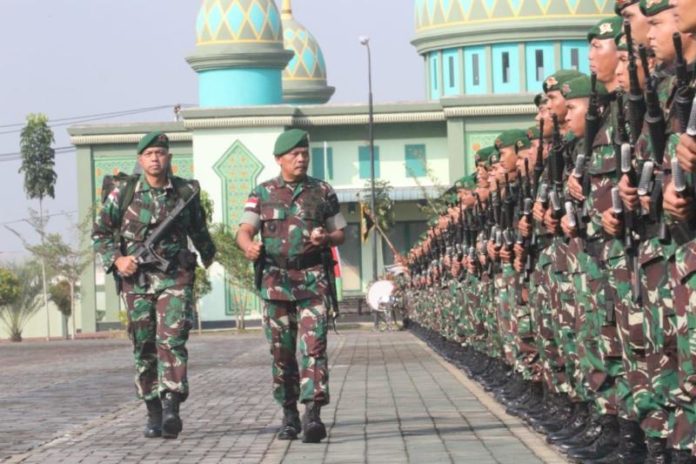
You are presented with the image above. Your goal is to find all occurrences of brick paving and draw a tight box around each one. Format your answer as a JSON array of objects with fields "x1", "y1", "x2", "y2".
[{"x1": 0, "y1": 330, "x2": 566, "y2": 464}]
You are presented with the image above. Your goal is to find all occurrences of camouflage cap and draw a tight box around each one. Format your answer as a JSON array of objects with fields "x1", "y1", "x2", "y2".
[
  {"x1": 587, "y1": 16, "x2": 624, "y2": 42},
  {"x1": 526, "y1": 125, "x2": 541, "y2": 140},
  {"x1": 639, "y1": 0, "x2": 671, "y2": 16},
  {"x1": 495, "y1": 129, "x2": 532, "y2": 151},
  {"x1": 137, "y1": 131, "x2": 169, "y2": 155},
  {"x1": 475, "y1": 145, "x2": 496, "y2": 165},
  {"x1": 455, "y1": 173, "x2": 478, "y2": 190},
  {"x1": 615, "y1": 0, "x2": 639, "y2": 14},
  {"x1": 543, "y1": 69, "x2": 584, "y2": 93},
  {"x1": 561, "y1": 74, "x2": 592, "y2": 100},
  {"x1": 273, "y1": 128, "x2": 309, "y2": 156}
]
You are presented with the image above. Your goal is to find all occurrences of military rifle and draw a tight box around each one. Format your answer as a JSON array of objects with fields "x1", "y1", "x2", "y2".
[
  {"x1": 533, "y1": 119, "x2": 546, "y2": 198},
  {"x1": 639, "y1": 45, "x2": 667, "y2": 163},
  {"x1": 548, "y1": 114, "x2": 565, "y2": 222},
  {"x1": 625, "y1": 21, "x2": 645, "y2": 144}
]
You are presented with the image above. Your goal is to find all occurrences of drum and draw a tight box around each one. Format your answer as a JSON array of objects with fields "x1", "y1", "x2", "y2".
[{"x1": 367, "y1": 280, "x2": 395, "y2": 311}]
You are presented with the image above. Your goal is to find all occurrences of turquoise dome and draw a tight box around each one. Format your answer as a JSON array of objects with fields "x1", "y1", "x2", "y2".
[
  {"x1": 186, "y1": 0, "x2": 293, "y2": 107},
  {"x1": 281, "y1": 0, "x2": 334, "y2": 104}
]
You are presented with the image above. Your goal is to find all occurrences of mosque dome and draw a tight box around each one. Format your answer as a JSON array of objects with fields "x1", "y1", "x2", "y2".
[
  {"x1": 280, "y1": 0, "x2": 335, "y2": 104},
  {"x1": 186, "y1": 0, "x2": 294, "y2": 107}
]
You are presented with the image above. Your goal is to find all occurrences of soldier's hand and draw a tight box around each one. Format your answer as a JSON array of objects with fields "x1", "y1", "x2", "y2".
[
  {"x1": 513, "y1": 256, "x2": 524, "y2": 273},
  {"x1": 115, "y1": 256, "x2": 138, "y2": 277},
  {"x1": 533, "y1": 200, "x2": 546, "y2": 223},
  {"x1": 518, "y1": 216, "x2": 532, "y2": 238},
  {"x1": 677, "y1": 134, "x2": 696, "y2": 173},
  {"x1": 513, "y1": 242, "x2": 525, "y2": 258},
  {"x1": 567, "y1": 175, "x2": 584, "y2": 202},
  {"x1": 618, "y1": 174, "x2": 639, "y2": 212},
  {"x1": 602, "y1": 209, "x2": 622, "y2": 236},
  {"x1": 561, "y1": 214, "x2": 577, "y2": 238},
  {"x1": 487, "y1": 241, "x2": 499, "y2": 261},
  {"x1": 245, "y1": 241, "x2": 263, "y2": 261},
  {"x1": 310, "y1": 227, "x2": 329, "y2": 247},
  {"x1": 499, "y1": 246, "x2": 513, "y2": 263},
  {"x1": 543, "y1": 209, "x2": 559, "y2": 234},
  {"x1": 664, "y1": 179, "x2": 694, "y2": 222}
]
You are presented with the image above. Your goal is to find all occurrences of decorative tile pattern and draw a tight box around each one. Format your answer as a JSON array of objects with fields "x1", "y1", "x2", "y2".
[
  {"x1": 415, "y1": 0, "x2": 613, "y2": 30},
  {"x1": 282, "y1": 15, "x2": 328, "y2": 81},
  {"x1": 196, "y1": 0, "x2": 283, "y2": 45}
]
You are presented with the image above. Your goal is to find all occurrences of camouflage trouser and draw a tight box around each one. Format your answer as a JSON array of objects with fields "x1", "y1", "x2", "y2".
[
  {"x1": 124, "y1": 284, "x2": 194, "y2": 402},
  {"x1": 499, "y1": 263, "x2": 516, "y2": 366},
  {"x1": 263, "y1": 297, "x2": 329, "y2": 408}
]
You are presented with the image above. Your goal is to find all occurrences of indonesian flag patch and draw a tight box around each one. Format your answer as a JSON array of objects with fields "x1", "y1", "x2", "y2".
[{"x1": 244, "y1": 197, "x2": 259, "y2": 211}]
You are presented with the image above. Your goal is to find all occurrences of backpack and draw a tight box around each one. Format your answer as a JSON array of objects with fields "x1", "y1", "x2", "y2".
[{"x1": 100, "y1": 172, "x2": 197, "y2": 228}]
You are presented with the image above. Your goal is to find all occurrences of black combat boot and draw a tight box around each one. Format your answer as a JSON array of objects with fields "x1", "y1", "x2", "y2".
[
  {"x1": 558, "y1": 412, "x2": 605, "y2": 453},
  {"x1": 581, "y1": 417, "x2": 645, "y2": 463},
  {"x1": 645, "y1": 437, "x2": 669, "y2": 464},
  {"x1": 546, "y1": 402, "x2": 590, "y2": 445},
  {"x1": 529, "y1": 394, "x2": 573, "y2": 434},
  {"x1": 143, "y1": 398, "x2": 162, "y2": 438},
  {"x1": 161, "y1": 392, "x2": 183, "y2": 439},
  {"x1": 671, "y1": 448, "x2": 696, "y2": 463},
  {"x1": 302, "y1": 402, "x2": 327, "y2": 443},
  {"x1": 566, "y1": 413, "x2": 620, "y2": 461},
  {"x1": 506, "y1": 381, "x2": 542, "y2": 417},
  {"x1": 277, "y1": 404, "x2": 301, "y2": 440}
]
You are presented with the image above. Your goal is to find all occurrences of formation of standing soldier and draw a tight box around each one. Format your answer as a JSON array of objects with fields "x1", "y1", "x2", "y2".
[{"x1": 402, "y1": 1, "x2": 696, "y2": 462}]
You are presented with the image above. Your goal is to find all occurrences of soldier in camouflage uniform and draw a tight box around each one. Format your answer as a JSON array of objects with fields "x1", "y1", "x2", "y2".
[
  {"x1": 237, "y1": 129, "x2": 347, "y2": 443},
  {"x1": 92, "y1": 131, "x2": 216, "y2": 439}
]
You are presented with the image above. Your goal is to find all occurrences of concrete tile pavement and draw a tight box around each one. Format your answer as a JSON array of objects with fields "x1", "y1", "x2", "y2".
[{"x1": 0, "y1": 331, "x2": 566, "y2": 464}]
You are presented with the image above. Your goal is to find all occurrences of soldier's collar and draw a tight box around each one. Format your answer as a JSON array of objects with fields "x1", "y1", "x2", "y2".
[{"x1": 136, "y1": 175, "x2": 174, "y2": 192}]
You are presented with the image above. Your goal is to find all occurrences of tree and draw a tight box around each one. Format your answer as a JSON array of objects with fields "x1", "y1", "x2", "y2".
[
  {"x1": 7, "y1": 210, "x2": 92, "y2": 339},
  {"x1": 212, "y1": 225, "x2": 255, "y2": 331},
  {"x1": 0, "y1": 262, "x2": 43, "y2": 342},
  {"x1": 18, "y1": 113, "x2": 57, "y2": 340},
  {"x1": 360, "y1": 179, "x2": 395, "y2": 233},
  {"x1": 49, "y1": 280, "x2": 71, "y2": 339},
  {"x1": 0, "y1": 268, "x2": 20, "y2": 307},
  {"x1": 192, "y1": 191, "x2": 214, "y2": 334}
]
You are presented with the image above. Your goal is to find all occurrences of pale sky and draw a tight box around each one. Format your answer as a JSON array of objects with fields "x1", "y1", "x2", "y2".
[{"x1": 0, "y1": 0, "x2": 424, "y2": 261}]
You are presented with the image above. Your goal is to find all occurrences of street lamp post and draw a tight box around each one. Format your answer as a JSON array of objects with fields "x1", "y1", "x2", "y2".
[{"x1": 359, "y1": 36, "x2": 378, "y2": 284}]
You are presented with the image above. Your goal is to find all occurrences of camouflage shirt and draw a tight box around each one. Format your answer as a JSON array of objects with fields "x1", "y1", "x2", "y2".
[
  {"x1": 92, "y1": 175, "x2": 216, "y2": 294},
  {"x1": 240, "y1": 175, "x2": 347, "y2": 301}
]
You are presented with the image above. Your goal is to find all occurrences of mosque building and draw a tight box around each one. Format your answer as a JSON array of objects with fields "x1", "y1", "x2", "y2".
[{"x1": 69, "y1": 0, "x2": 611, "y2": 333}]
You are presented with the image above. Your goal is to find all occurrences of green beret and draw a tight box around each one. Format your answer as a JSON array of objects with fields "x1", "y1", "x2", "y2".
[
  {"x1": 543, "y1": 69, "x2": 584, "y2": 93},
  {"x1": 488, "y1": 149, "x2": 501, "y2": 165},
  {"x1": 615, "y1": 32, "x2": 628, "y2": 51},
  {"x1": 640, "y1": 0, "x2": 671, "y2": 16},
  {"x1": 526, "y1": 125, "x2": 541, "y2": 140},
  {"x1": 615, "y1": 0, "x2": 639, "y2": 14},
  {"x1": 534, "y1": 92, "x2": 548, "y2": 108},
  {"x1": 561, "y1": 74, "x2": 592, "y2": 100},
  {"x1": 475, "y1": 145, "x2": 496, "y2": 165},
  {"x1": 273, "y1": 128, "x2": 309, "y2": 156},
  {"x1": 137, "y1": 131, "x2": 169, "y2": 154},
  {"x1": 495, "y1": 129, "x2": 531, "y2": 151},
  {"x1": 587, "y1": 16, "x2": 624, "y2": 42},
  {"x1": 455, "y1": 173, "x2": 478, "y2": 190}
]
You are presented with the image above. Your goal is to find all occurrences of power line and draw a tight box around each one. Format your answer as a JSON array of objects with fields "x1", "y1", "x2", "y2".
[
  {"x1": 0, "y1": 147, "x2": 75, "y2": 163},
  {"x1": 0, "y1": 104, "x2": 193, "y2": 131}
]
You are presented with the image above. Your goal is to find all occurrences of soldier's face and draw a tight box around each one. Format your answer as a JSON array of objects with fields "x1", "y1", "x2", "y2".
[
  {"x1": 589, "y1": 38, "x2": 620, "y2": 86},
  {"x1": 671, "y1": 0, "x2": 696, "y2": 32},
  {"x1": 138, "y1": 148, "x2": 171, "y2": 177},
  {"x1": 615, "y1": 51, "x2": 631, "y2": 90},
  {"x1": 499, "y1": 146, "x2": 518, "y2": 179},
  {"x1": 546, "y1": 91, "x2": 567, "y2": 125},
  {"x1": 458, "y1": 189, "x2": 475, "y2": 207},
  {"x1": 565, "y1": 98, "x2": 589, "y2": 138},
  {"x1": 622, "y1": 3, "x2": 651, "y2": 45},
  {"x1": 648, "y1": 9, "x2": 680, "y2": 64},
  {"x1": 276, "y1": 147, "x2": 309, "y2": 181}
]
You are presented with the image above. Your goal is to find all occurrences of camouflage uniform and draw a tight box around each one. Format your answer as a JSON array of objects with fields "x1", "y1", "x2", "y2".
[
  {"x1": 240, "y1": 175, "x2": 347, "y2": 408},
  {"x1": 93, "y1": 175, "x2": 216, "y2": 401}
]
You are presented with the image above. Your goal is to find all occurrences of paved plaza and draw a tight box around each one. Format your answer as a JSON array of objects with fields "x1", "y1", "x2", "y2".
[{"x1": 0, "y1": 329, "x2": 567, "y2": 464}]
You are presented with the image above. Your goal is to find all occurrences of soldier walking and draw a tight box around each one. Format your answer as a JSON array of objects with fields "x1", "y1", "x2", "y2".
[
  {"x1": 237, "y1": 128, "x2": 347, "y2": 443},
  {"x1": 92, "y1": 131, "x2": 216, "y2": 439}
]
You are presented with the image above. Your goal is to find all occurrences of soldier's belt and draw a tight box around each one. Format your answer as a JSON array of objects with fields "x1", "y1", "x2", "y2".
[{"x1": 265, "y1": 252, "x2": 323, "y2": 270}]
